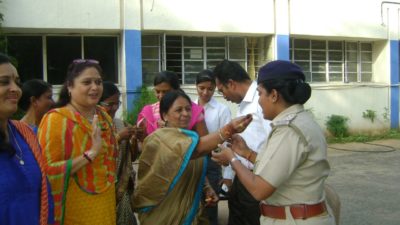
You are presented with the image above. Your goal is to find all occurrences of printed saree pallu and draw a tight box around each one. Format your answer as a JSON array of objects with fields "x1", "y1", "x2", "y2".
[
  {"x1": 38, "y1": 106, "x2": 117, "y2": 225},
  {"x1": 133, "y1": 128, "x2": 208, "y2": 225}
]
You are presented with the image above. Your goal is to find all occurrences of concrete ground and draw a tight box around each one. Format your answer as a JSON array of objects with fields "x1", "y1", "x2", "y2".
[{"x1": 217, "y1": 139, "x2": 400, "y2": 225}]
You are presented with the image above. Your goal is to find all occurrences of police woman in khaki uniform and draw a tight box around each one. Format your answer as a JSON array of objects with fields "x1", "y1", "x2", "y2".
[{"x1": 212, "y1": 60, "x2": 335, "y2": 225}]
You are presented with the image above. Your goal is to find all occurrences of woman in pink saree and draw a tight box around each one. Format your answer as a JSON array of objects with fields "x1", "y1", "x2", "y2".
[{"x1": 137, "y1": 71, "x2": 208, "y2": 138}]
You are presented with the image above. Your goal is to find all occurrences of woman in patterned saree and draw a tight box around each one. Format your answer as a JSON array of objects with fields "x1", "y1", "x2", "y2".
[
  {"x1": 133, "y1": 91, "x2": 252, "y2": 225},
  {"x1": 38, "y1": 59, "x2": 117, "y2": 225}
]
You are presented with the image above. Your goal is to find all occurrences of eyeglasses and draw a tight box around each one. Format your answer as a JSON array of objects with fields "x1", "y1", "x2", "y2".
[
  {"x1": 72, "y1": 59, "x2": 99, "y2": 64},
  {"x1": 100, "y1": 101, "x2": 121, "y2": 108}
]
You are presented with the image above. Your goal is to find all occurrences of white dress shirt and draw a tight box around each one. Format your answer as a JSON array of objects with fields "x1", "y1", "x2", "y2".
[
  {"x1": 194, "y1": 97, "x2": 232, "y2": 133},
  {"x1": 223, "y1": 81, "x2": 272, "y2": 180}
]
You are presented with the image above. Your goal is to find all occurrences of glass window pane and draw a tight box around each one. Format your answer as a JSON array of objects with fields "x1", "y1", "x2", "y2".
[
  {"x1": 312, "y1": 50, "x2": 325, "y2": 60},
  {"x1": 47, "y1": 36, "x2": 81, "y2": 84},
  {"x1": 361, "y1": 73, "x2": 372, "y2": 82},
  {"x1": 183, "y1": 72, "x2": 197, "y2": 84},
  {"x1": 166, "y1": 48, "x2": 182, "y2": 60},
  {"x1": 142, "y1": 35, "x2": 160, "y2": 46},
  {"x1": 361, "y1": 43, "x2": 372, "y2": 51},
  {"x1": 166, "y1": 36, "x2": 183, "y2": 82},
  {"x1": 346, "y1": 63, "x2": 357, "y2": 72},
  {"x1": 294, "y1": 39, "x2": 310, "y2": 49},
  {"x1": 229, "y1": 47, "x2": 246, "y2": 60},
  {"x1": 6, "y1": 36, "x2": 43, "y2": 82},
  {"x1": 184, "y1": 36, "x2": 203, "y2": 47},
  {"x1": 207, "y1": 48, "x2": 225, "y2": 60},
  {"x1": 346, "y1": 42, "x2": 358, "y2": 51},
  {"x1": 184, "y1": 61, "x2": 203, "y2": 72},
  {"x1": 346, "y1": 52, "x2": 358, "y2": 61},
  {"x1": 206, "y1": 37, "x2": 225, "y2": 47},
  {"x1": 311, "y1": 40, "x2": 326, "y2": 50},
  {"x1": 347, "y1": 73, "x2": 358, "y2": 82},
  {"x1": 207, "y1": 61, "x2": 221, "y2": 70},
  {"x1": 229, "y1": 37, "x2": 245, "y2": 47},
  {"x1": 312, "y1": 62, "x2": 326, "y2": 72},
  {"x1": 329, "y1": 63, "x2": 342, "y2": 72},
  {"x1": 329, "y1": 51, "x2": 343, "y2": 61},
  {"x1": 328, "y1": 41, "x2": 342, "y2": 50},
  {"x1": 294, "y1": 50, "x2": 309, "y2": 60},
  {"x1": 184, "y1": 48, "x2": 203, "y2": 60},
  {"x1": 84, "y1": 36, "x2": 118, "y2": 83},
  {"x1": 142, "y1": 47, "x2": 159, "y2": 60},
  {"x1": 361, "y1": 52, "x2": 372, "y2": 61},
  {"x1": 166, "y1": 36, "x2": 182, "y2": 47},
  {"x1": 361, "y1": 63, "x2": 372, "y2": 72},
  {"x1": 295, "y1": 61, "x2": 310, "y2": 72},
  {"x1": 329, "y1": 73, "x2": 342, "y2": 82},
  {"x1": 312, "y1": 73, "x2": 326, "y2": 82},
  {"x1": 229, "y1": 37, "x2": 245, "y2": 59},
  {"x1": 142, "y1": 61, "x2": 160, "y2": 85}
]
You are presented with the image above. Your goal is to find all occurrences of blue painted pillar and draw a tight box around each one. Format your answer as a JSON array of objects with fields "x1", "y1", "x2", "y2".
[
  {"x1": 124, "y1": 30, "x2": 142, "y2": 111},
  {"x1": 390, "y1": 40, "x2": 399, "y2": 128},
  {"x1": 276, "y1": 35, "x2": 290, "y2": 60}
]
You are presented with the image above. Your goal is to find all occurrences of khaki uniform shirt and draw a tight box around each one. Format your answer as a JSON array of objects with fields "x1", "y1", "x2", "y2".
[{"x1": 254, "y1": 105, "x2": 334, "y2": 225}]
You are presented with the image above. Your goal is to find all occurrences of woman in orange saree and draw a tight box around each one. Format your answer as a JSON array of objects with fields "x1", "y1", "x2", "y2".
[{"x1": 38, "y1": 59, "x2": 117, "y2": 225}]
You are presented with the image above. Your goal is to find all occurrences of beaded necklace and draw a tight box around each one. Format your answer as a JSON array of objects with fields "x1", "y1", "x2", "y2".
[{"x1": 7, "y1": 123, "x2": 25, "y2": 165}]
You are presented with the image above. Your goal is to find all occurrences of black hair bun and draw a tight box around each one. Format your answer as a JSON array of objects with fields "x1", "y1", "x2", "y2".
[{"x1": 294, "y1": 82, "x2": 311, "y2": 104}]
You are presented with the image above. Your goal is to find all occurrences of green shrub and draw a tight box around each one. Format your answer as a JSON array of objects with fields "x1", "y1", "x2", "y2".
[
  {"x1": 325, "y1": 114, "x2": 349, "y2": 138},
  {"x1": 362, "y1": 109, "x2": 376, "y2": 123},
  {"x1": 125, "y1": 85, "x2": 157, "y2": 125}
]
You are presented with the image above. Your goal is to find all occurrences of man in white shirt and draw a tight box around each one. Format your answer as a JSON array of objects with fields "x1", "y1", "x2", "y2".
[
  {"x1": 195, "y1": 69, "x2": 232, "y2": 225},
  {"x1": 213, "y1": 60, "x2": 271, "y2": 225}
]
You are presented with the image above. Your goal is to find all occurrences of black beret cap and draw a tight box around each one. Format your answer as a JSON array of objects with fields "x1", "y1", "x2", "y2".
[{"x1": 257, "y1": 60, "x2": 305, "y2": 84}]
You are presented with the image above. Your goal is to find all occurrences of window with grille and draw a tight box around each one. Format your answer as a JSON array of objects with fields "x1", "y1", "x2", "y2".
[
  {"x1": 6, "y1": 35, "x2": 119, "y2": 84},
  {"x1": 290, "y1": 38, "x2": 373, "y2": 83},
  {"x1": 142, "y1": 35, "x2": 269, "y2": 85}
]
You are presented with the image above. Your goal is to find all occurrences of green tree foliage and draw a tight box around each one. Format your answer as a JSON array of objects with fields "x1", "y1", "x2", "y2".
[{"x1": 125, "y1": 86, "x2": 157, "y2": 125}]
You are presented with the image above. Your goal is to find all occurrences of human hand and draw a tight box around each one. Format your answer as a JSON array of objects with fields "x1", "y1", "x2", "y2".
[
  {"x1": 118, "y1": 125, "x2": 134, "y2": 141},
  {"x1": 211, "y1": 145, "x2": 236, "y2": 166},
  {"x1": 91, "y1": 115, "x2": 103, "y2": 157},
  {"x1": 220, "y1": 114, "x2": 252, "y2": 140},
  {"x1": 228, "y1": 134, "x2": 252, "y2": 159},
  {"x1": 136, "y1": 119, "x2": 147, "y2": 142},
  {"x1": 204, "y1": 186, "x2": 219, "y2": 207}
]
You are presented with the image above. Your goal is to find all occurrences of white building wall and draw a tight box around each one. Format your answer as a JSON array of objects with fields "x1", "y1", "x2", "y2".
[
  {"x1": 141, "y1": 0, "x2": 275, "y2": 34},
  {"x1": 290, "y1": 0, "x2": 387, "y2": 39},
  {"x1": 1, "y1": 0, "x2": 122, "y2": 30}
]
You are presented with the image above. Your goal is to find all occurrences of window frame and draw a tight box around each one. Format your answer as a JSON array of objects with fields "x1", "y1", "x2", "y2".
[{"x1": 290, "y1": 38, "x2": 373, "y2": 83}]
